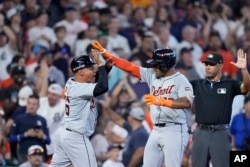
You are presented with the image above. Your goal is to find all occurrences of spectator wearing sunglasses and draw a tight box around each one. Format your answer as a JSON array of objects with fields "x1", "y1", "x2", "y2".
[{"x1": 19, "y1": 145, "x2": 48, "y2": 167}]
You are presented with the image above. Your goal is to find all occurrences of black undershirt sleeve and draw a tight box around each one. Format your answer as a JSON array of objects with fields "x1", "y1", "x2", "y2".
[{"x1": 93, "y1": 65, "x2": 109, "y2": 97}]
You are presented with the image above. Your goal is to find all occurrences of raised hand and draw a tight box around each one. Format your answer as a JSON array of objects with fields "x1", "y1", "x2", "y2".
[
  {"x1": 231, "y1": 49, "x2": 247, "y2": 70},
  {"x1": 90, "y1": 49, "x2": 102, "y2": 66},
  {"x1": 91, "y1": 41, "x2": 111, "y2": 59},
  {"x1": 91, "y1": 41, "x2": 106, "y2": 53}
]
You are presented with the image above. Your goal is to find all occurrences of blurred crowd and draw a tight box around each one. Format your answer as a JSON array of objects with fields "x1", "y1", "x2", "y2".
[{"x1": 0, "y1": 0, "x2": 250, "y2": 166}]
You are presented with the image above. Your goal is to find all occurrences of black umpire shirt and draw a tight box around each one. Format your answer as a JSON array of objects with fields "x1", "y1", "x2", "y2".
[{"x1": 190, "y1": 77, "x2": 242, "y2": 125}]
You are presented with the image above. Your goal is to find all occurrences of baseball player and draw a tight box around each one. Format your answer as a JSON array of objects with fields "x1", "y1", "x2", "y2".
[
  {"x1": 49, "y1": 52, "x2": 110, "y2": 167},
  {"x1": 92, "y1": 41, "x2": 194, "y2": 167}
]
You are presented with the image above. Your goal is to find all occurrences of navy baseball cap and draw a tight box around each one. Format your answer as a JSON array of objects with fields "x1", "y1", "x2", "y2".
[
  {"x1": 202, "y1": 53, "x2": 223, "y2": 65},
  {"x1": 65, "y1": 3, "x2": 77, "y2": 12},
  {"x1": 107, "y1": 144, "x2": 123, "y2": 152}
]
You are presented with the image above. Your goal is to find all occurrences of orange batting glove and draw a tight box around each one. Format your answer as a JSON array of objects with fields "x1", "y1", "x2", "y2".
[
  {"x1": 144, "y1": 94, "x2": 173, "y2": 107},
  {"x1": 91, "y1": 41, "x2": 112, "y2": 60}
]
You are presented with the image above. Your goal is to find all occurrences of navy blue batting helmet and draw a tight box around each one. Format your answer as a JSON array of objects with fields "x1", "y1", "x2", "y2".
[
  {"x1": 147, "y1": 48, "x2": 176, "y2": 70},
  {"x1": 70, "y1": 55, "x2": 95, "y2": 73}
]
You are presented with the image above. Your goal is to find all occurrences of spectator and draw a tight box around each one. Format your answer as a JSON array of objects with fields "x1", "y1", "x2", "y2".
[
  {"x1": 230, "y1": 96, "x2": 250, "y2": 151},
  {"x1": 20, "y1": 0, "x2": 40, "y2": 27},
  {"x1": 176, "y1": 44, "x2": 205, "y2": 81},
  {"x1": 176, "y1": 25, "x2": 203, "y2": 62},
  {"x1": 200, "y1": 31, "x2": 238, "y2": 79},
  {"x1": 107, "y1": 16, "x2": 131, "y2": 59},
  {"x1": 37, "y1": 51, "x2": 65, "y2": 86},
  {"x1": 54, "y1": 3, "x2": 88, "y2": 50},
  {"x1": 52, "y1": 25, "x2": 71, "y2": 80},
  {"x1": 117, "y1": 3, "x2": 133, "y2": 29},
  {"x1": 98, "y1": 7, "x2": 111, "y2": 34},
  {"x1": 102, "y1": 144, "x2": 124, "y2": 167},
  {"x1": 37, "y1": 83, "x2": 64, "y2": 162},
  {"x1": 28, "y1": 10, "x2": 57, "y2": 50},
  {"x1": 0, "y1": 65, "x2": 26, "y2": 121},
  {"x1": 5, "y1": 85, "x2": 34, "y2": 136},
  {"x1": 0, "y1": 0, "x2": 14, "y2": 23},
  {"x1": 6, "y1": 7, "x2": 24, "y2": 53},
  {"x1": 110, "y1": 76, "x2": 137, "y2": 118},
  {"x1": 38, "y1": 0, "x2": 61, "y2": 27},
  {"x1": 91, "y1": 120, "x2": 127, "y2": 167},
  {"x1": 129, "y1": 34, "x2": 155, "y2": 67},
  {"x1": 144, "y1": 5, "x2": 157, "y2": 29},
  {"x1": 0, "y1": 13, "x2": 17, "y2": 81},
  {"x1": 100, "y1": 97, "x2": 149, "y2": 167},
  {"x1": 9, "y1": 94, "x2": 50, "y2": 164},
  {"x1": 0, "y1": 109, "x2": 11, "y2": 166},
  {"x1": 0, "y1": 63, "x2": 15, "y2": 89},
  {"x1": 75, "y1": 24, "x2": 98, "y2": 57},
  {"x1": 19, "y1": 145, "x2": 48, "y2": 167},
  {"x1": 157, "y1": 26, "x2": 179, "y2": 51}
]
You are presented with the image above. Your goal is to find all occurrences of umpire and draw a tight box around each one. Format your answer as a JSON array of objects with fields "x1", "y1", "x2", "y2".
[{"x1": 190, "y1": 50, "x2": 250, "y2": 167}]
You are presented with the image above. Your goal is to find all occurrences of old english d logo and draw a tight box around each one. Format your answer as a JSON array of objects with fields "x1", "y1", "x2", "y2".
[{"x1": 217, "y1": 88, "x2": 226, "y2": 94}]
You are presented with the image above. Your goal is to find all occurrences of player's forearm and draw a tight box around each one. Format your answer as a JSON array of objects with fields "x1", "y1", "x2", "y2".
[
  {"x1": 105, "y1": 108, "x2": 125, "y2": 127},
  {"x1": 128, "y1": 148, "x2": 144, "y2": 167},
  {"x1": 93, "y1": 66, "x2": 109, "y2": 97},
  {"x1": 105, "y1": 64, "x2": 112, "y2": 74},
  {"x1": 95, "y1": 65, "x2": 112, "y2": 82},
  {"x1": 102, "y1": 52, "x2": 141, "y2": 79},
  {"x1": 171, "y1": 97, "x2": 192, "y2": 109}
]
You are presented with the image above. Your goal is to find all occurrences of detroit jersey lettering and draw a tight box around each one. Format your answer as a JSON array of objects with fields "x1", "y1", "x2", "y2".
[{"x1": 61, "y1": 78, "x2": 98, "y2": 136}]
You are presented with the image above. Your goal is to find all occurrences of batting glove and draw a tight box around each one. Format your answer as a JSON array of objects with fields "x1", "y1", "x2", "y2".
[
  {"x1": 144, "y1": 94, "x2": 173, "y2": 107},
  {"x1": 91, "y1": 41, "x2": 112, "y2": 60}
]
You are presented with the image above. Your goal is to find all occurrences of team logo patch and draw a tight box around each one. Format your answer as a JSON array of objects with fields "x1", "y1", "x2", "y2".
[
  {"x1": 208, "y1": 54, "x2": 213, "y2": 58},
  {"x1": 217, "y1": 88, "x2": 227, "y2": 94}
]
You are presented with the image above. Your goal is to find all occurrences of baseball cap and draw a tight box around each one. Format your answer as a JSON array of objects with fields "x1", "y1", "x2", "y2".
[
  {"x1": 129, "y1": 107, "x2": 145, "y2": 121},
  {"x1": 202, "y1": 53, "x2": 223, "y2": 65},
  {"x1": 31, "y1": 44, "x2": 47, "y2": 54},
  {"x1": 6, "y1": 8, "x2": 19, "y2": 20},
  {"x1": 179, "y1": 42, "x2": 193, "y2": 55},
  {"x1": 11, "y1": 65, "x2": 26, "y2": 76},
  {"x1": 28, "y1": 145, "x2": 44, "y2": 156},
  {"x1": 65, "y1": 3, "x2": 77, "y2": 12},
  {"x1": 107, "y1": 144, "x2": 123, "y2": 152},
  {"x1": 18, "y1": 86, "x2": 33, "y2": 106},
  {"x1": 48, "y1": 83, "x2": 62, "y2": 96}
]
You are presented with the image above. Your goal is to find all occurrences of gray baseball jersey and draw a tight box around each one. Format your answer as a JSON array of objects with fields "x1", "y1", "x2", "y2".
[
  {"x1": 139, "y1": 67, "x2": 194, "y2": 124},
  {"x1": 62, "y1": 78, "x2": 98, "y2": 136},
  {"x1": 140, "y1": 67, "x2": 194, "y2": 167}
]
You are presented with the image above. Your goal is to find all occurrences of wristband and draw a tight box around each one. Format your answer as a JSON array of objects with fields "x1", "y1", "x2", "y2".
[
  {"x1": 100, "y1": 49, "x2": 106, "y2": 54},
  {"x1": 164, "y1": 99, "x2": 173, "y2": 107}
]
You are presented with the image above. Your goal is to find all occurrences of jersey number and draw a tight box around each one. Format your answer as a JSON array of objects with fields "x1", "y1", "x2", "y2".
[{"x1": 65, "y1": 96, "x2": 70, "y2": 116}]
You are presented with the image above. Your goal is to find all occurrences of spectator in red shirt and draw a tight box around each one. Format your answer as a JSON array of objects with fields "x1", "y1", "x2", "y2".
[{"x1": 200, "y1": 31, "x2": 238, "y2": 79}]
